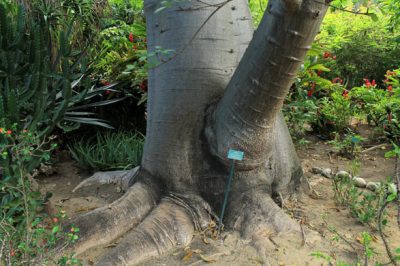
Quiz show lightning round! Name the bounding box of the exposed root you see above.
[224,188,321,264]
[64,180,160,255]
[96,193,212,266]
[227,188,300,236]
[72,167,140,193]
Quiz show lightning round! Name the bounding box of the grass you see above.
[68,131,144,171]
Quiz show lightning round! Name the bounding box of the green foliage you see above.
[89,0,148,115]
[0,3,117,137]
[109,0,143,24]
[310,251,333,262]
[328,133,364,159]
[32,0,106,53]
[333,173,396,229]
[378,0,400,30]
[319,85,355,133]
[248,0,268,25]
[92,21,147,84]
[0,126,81,265]
[318,11,400,88]
[283,45,333,138]
[68,131,144,171]
[385,142,400,158]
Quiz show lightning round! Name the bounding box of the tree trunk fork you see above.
[59,0,329,264]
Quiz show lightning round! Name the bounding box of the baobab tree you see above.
[67,0,329,264]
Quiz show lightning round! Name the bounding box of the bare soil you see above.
[39,132,400,266]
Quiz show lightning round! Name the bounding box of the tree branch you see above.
[206,0,329,168]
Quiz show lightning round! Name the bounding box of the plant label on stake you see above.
[218,149,244,235]
[227,149,244,161]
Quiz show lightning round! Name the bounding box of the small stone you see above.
[388,183,397,193]
[321,168,333,178]
[39,163,55,176]
[352,177,366,188]
[335,170,350,179]
[311,167,323,174]
[366,182,380,191]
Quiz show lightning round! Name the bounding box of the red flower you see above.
[388,85,393,92]
[104,90,111,95]
[371,80,376,86]
[317,70,323,76]
[331,55,337,60]
[6,130,12,135]
[332,77,343,84]
[0,128,3,133]
[342,89,349,98]
[129,33,134,43]
[323,52,330,58]
[139,80,148,91]
[363,78,371,88]
[52,217,59,223]
[10,249,15,257]
[307,88,314,97]
[102,80,110,86]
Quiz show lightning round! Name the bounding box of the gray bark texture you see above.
[64,0,329,265]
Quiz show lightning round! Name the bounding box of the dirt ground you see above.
[38,131,400,266]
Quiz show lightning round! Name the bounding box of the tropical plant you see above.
[0,3,126,137]
[68,131,144,171]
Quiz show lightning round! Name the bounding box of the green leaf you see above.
[367,12,379,22]
[64,117,114,129]
[67,97,127,111]
[52,225,59,234]
[310,64,331,72]
[385,150,396,158]
[387,194,397,202]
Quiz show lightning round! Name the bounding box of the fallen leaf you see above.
[192,249,203,254]
[75,207,98,213]
[105,243,118,248]
[199,254,216,263]
[202,237,210,244]
[182,250,193,261]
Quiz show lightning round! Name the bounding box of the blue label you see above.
[227,149,244,161]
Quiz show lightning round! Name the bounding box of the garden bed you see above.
[38,130,400,265]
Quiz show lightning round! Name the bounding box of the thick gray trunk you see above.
[143,0,254,192]
[143,0,309,199]
[64,1,329,264]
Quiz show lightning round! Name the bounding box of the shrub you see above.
[0,127,81,265]
[68,131,144,171]
[318,11,400,88]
